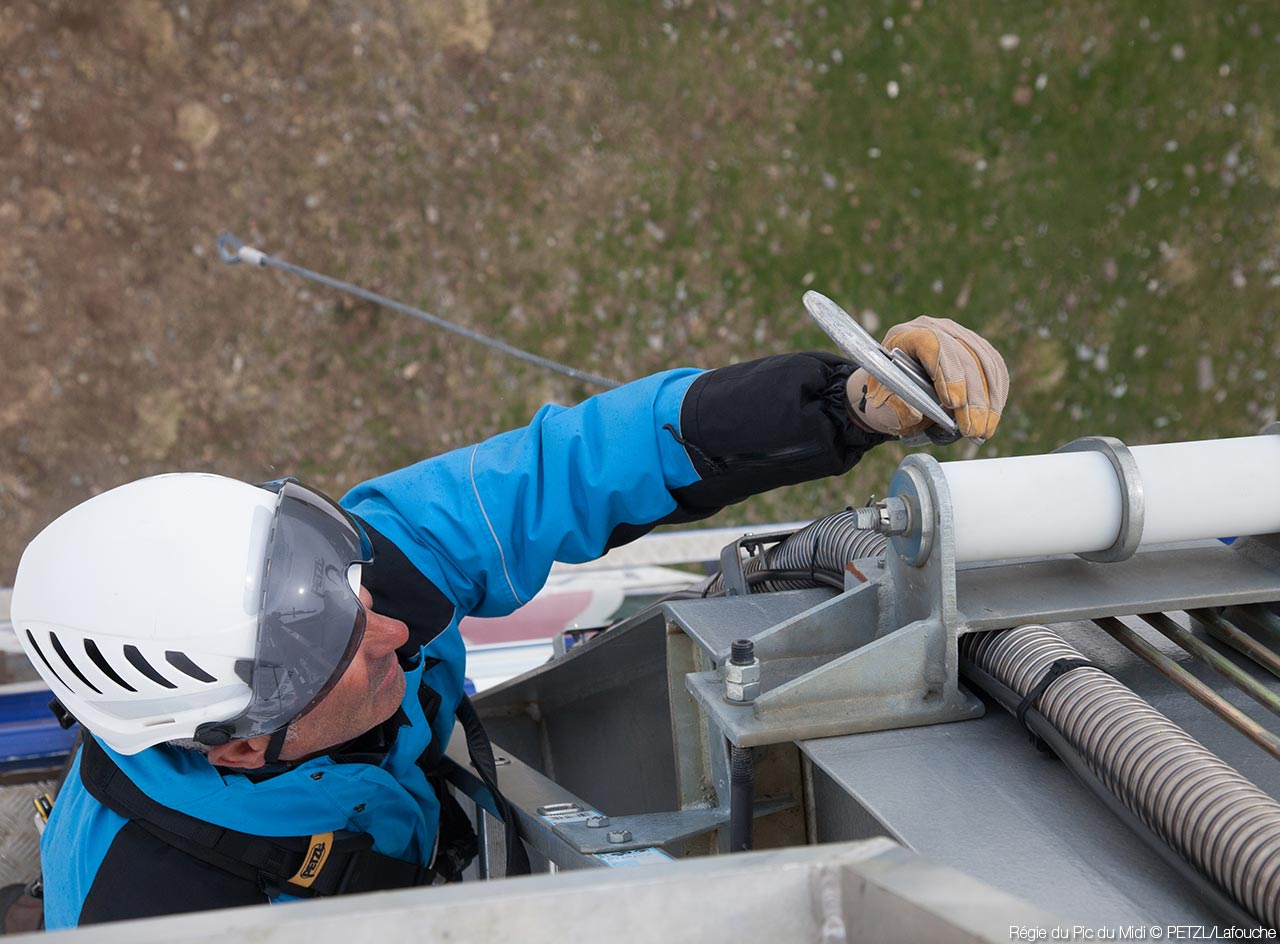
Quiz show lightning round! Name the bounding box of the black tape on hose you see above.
[1015,658,1103,751]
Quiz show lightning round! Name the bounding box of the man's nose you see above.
[364,610,410,655]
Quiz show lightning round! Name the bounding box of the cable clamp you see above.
[216,231,267,266]
[1015,658,1101,749]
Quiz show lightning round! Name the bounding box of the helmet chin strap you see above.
[263,725,290,767]
[248,725,331,778]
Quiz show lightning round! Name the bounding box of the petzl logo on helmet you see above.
[289,832,334,888]
[312,558,327,595]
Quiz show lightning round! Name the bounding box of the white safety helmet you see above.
[11,473,372,755]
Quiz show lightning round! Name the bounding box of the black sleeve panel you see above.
[78,821,267,925]
[669,351,888,515]
[356,520,457,660]
[601,352,888,553]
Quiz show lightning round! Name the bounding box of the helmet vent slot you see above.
[123,645,177,690]
[48,633,102,695]
[83,640,137,693]
[164,651,216,684]
[25,630,70,691]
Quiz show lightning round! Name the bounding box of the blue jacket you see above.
[41,354,882,926]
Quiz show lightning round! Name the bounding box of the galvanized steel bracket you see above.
[681,453,983,748]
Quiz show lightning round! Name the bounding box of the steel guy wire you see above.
[216,232,622,391]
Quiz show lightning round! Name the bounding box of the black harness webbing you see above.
[79,734,431,898]
[78,695,530,899]
[456,695,532,877]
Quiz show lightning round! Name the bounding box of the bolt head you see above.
[586,815,610,828]
[607,829,632,844]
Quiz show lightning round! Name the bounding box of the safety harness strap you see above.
[454,695,532,876]
[76,691,532,893]
[78,736,432,898]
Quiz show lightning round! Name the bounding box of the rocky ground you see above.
[1,1,1278,581]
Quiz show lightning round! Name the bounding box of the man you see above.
[12,316,1006,927]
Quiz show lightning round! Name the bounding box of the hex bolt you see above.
[585,815,610,828]
[852,506,879,531]
[724,638,761,703]
[606,829,632,844]
[729,744,755,853]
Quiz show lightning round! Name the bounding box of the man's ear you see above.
[207,735,271,770]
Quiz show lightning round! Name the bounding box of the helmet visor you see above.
[197,480,373,744]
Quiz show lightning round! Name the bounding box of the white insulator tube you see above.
[940,435,1280,564]
[942,452,1120,562]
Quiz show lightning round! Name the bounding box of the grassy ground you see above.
[1,1,1278,580]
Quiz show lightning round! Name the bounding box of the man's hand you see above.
[846,316,1009,441]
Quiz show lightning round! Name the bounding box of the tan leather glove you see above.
[846,316,1009,441]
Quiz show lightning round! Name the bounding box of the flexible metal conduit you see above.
[962,625,1280,927]
[703,510,890,594]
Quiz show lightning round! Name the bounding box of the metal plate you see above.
[663,590,833,663]
[0,775,54,888]
[802,290,958,432]
[957,542,1280,631]
[476,609,680,816]
[799,615,1280,927]
[30,839,1059,944]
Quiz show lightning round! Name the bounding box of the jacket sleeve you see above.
[660,351,888,518]
[341,353,884,619]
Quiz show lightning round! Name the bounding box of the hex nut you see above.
[607,829,632,844]
[724,679,761,703]
[585,815,610,828]
[877,497,911,534]
[723,656,761,703]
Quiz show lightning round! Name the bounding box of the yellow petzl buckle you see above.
[289,832,335,889]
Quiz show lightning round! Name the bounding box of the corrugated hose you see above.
[962,624,1278,928]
